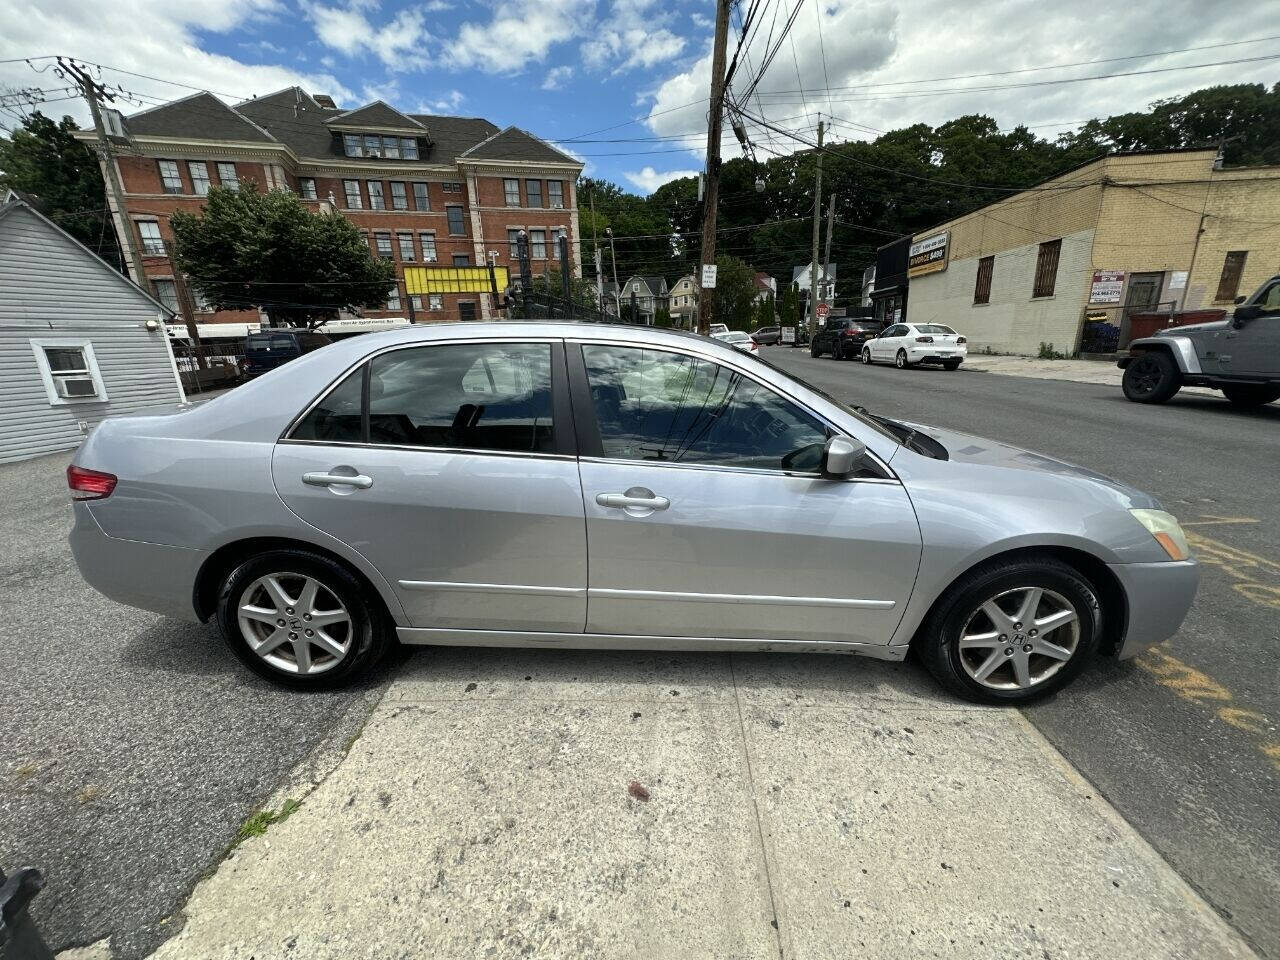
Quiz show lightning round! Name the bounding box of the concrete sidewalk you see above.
[147,649,1254,960]
[962,354,1223,398]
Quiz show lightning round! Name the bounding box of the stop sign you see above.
[816,302,829,318]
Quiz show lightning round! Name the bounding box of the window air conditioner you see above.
[55,377,97,399]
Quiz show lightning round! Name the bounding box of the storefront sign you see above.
[1089,270,1125,304]
[907,232,949,278]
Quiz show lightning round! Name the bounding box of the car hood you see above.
[895,420,1162,509]
[1155,319,1230,336]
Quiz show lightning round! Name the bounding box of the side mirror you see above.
[821,436,866,480]
[1233,304,1262,327]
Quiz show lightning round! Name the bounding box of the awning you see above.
[166,322,261,340]
[315,317,412,334]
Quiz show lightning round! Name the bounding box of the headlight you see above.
[1130,509,1191,561]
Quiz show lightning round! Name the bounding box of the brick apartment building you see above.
[74,88,584,328]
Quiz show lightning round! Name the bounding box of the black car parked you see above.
[810,315,885,359]
[242,329,332,378]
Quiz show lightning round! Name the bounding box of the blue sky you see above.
[2,0,1276,193]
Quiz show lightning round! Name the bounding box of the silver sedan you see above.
[68,323,1197,703]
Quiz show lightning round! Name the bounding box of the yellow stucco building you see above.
[904,150,1280,355]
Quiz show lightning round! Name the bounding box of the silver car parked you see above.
[68,323,1197,703]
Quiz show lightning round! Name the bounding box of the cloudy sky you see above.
[2,0,1277,193]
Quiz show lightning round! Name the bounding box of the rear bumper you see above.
[69,503,206,622]
[1108,559,1199,659]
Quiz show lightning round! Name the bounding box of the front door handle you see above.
[303,471,373,489]
[596,490,670,512]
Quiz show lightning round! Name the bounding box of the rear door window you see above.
[247,334,297,352]
[289,367,364,443]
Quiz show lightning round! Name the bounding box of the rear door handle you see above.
[303,471,373,489]
[596,492,670,511]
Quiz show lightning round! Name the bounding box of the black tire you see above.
[895,348,912,369]
[216,549,391,688]
[810,342,821,358]
[861,347,872,364]
[943,360,961,371]
[1220,384,1280,408]
[916,555,1101,704]
[1122,351,1181,403]
[831,344,843,360]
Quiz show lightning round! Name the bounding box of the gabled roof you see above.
[125,91,276,143]
[0,198,173,315]
[459,126,581,165]
[623,275,667,295]
[408,115,499,165]
[324,100,429,133]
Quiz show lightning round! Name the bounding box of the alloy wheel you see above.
[895,349,907,368]
[957,586,1080,691]
[862,348,871,364]
[236,572,352,675]
[1127,355,1162,396]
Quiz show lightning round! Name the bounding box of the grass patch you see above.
[235,798,301,844]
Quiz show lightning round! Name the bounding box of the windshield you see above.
[915,324,956,335]
[723,332,750,341]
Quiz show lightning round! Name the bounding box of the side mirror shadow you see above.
[821,435,867,480]
[1233,304,1262,327]
[1234,295,1247,304]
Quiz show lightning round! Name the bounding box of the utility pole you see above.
[590,193,604,311]
[808,120,824,342]
[696,0,732,336]
[606,226,621,316]
[821,193,835,310]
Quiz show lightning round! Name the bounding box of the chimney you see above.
[313,94,337,109]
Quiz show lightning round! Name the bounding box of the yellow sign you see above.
[404,266,508,295]
[907,231,949,278]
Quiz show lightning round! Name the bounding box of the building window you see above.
[452,253,471,267]
[530,229,546,259]
[419,232,437,262]
[974,255,994,304]
[152,278,179,312]
[442,181,463,193]
[363,134,381,156]
[548,180,564,209]
[215,162,239,191]
[402,138,419,160]
[389,181,408,210]
[412,182,430,210]
[386,286,401,310]
[343,134,362,157]
[1215,251,1248,302]
[157,160,182,194]
[375,233,393,260]
[137,220,165,256]
[1032,239,1061,298]
[343,180,362,209]
[398,232,415,261]
[458,302,477,322]
[526,179,542,208]
[428,294,443,311]
[186,161,210,196]
[508,229,522,259]
[409,294,423,311]
[446,205,466,235]
[504,178,521,207]
[367,181,385,210]
[299,177,318,200]
[29,339,108,405]
[382,137,400,160]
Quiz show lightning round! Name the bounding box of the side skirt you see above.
[396,627,908,661]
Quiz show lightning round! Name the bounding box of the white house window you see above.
[216,162,239,191]
[157,160,183,194]
[152,278,179,311]
[187,161,210,196]
[419,232,437,262]
[548,180,564,208]
[367,180,386,210]
[30,339,108,405]
[136,220,165,256]
[504,178,521,207]
[412,182,430,210]
[389,181,408,210]
[343,180,362,209]
[397,232,415,261]
[530,229,546,259]
[299,177,318,200]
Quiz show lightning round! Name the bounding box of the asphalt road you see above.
[766,347,1280,958]
[0,453,393,959]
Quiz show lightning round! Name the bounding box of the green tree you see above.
[169,184,395,327]
[712,254,756,330]
[754,294,776,330]
[0,111,121,269]
[653,306,673,328]
[532,267,599,308]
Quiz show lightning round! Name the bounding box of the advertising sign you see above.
[1089,270,1125,304]
[907,231,949,278]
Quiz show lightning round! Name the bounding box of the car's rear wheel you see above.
[810,342,821,358]
[861,347,872,364]
[895,348,912,369]
[916,555,1101,704]
[217,549,391,688]
[1122,352,1181,403]
[1221,384,1280,408]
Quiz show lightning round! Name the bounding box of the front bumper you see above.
[1107,559,1199,659]
[69,502,207,622]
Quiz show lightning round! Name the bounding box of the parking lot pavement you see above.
[0,452,390,960]
[148,648,1254,960]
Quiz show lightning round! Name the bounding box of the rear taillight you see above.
[956,336,967,344]
[67,464,117,500]
[915,336,934,343]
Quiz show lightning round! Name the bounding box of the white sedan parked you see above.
[862,322,967,370]
[712,330,760,354]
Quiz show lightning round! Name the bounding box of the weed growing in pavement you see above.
[1038,341,1068,360]
[234,797,301,844]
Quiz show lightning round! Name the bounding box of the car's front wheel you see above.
[895,348,912,369]
[1221,384,1280,408]
[1122,352,1181,403]
[916,555,1100,704]
[810,342,821,358]
[217,549,391,687]
[861,347,872,364]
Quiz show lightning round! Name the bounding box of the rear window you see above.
[246,334,297,351]
[915,324,956,335]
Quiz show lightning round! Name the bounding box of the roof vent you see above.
[313,94,337,109]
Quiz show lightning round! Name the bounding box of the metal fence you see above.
[170,340,245,393]
[512,291,640,324]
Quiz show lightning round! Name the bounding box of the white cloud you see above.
[417,89,465,113]
[304,2,430,71]
[445,0,594,72]
[0,0,354,127]
[423,0,453,8]
[690,12,712,28]
[625,165,699,193]
[581,0,686,72]
[542,65,574,90]
[240,39,286,55]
